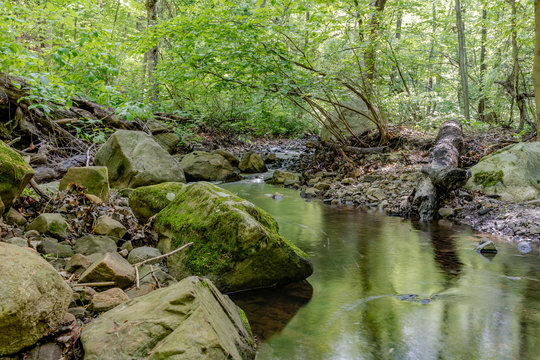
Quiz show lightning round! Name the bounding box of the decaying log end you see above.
[408,119,470,221]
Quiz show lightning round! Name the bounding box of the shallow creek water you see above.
[220,179,540,360]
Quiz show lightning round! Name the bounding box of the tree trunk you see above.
[478,7,487,121]
[364,0,388,88]
[455,0,470,121]
[426,1,436,116]
[510,0,526,131]
[535,0,540,141]
[408,120,469,221]
[145,0,159,105]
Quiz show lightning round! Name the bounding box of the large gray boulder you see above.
[94,130,185,189]
[180,151,236,181]
[465,142,540,202]
[0,243,72,354]
[80,277,255,360]
[0,140,34,214]
[154,182,313,292]
[320,101,376,143]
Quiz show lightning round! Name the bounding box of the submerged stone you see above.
[475,238,497,254]
[154,182,313,292]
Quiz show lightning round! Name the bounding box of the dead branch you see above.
[134,242,194,288]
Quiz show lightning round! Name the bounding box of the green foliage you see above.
[0,0,536,137]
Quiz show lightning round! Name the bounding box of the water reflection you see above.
[229,281,313,343]
[220,182,540,360]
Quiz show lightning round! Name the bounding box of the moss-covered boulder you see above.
[267,170,300,185]
[0,242,72,355]
[27,213,69,238]
[128,182,186,224]
[80,277,255,360]
[238,152,267,173]
[180,151,237,182]
[94,130,185,189]
[0,140,34,214]
[59,166,109,200]
[154,182,313,292]
[465,142,540,201]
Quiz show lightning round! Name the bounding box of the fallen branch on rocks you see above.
[408,120,470,221]
[134,242,194,289]
[72,281,117,287]
[319,141,387,155]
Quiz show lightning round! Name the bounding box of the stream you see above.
[220,178,540,360]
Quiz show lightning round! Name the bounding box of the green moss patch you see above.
[473,170,504,188]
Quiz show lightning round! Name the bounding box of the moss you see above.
[238,308,253,338]
[473,170,504,188]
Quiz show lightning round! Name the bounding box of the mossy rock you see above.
[129,182,186,224]
[80,277,255,360]
[27,213,69,238]
[472,170,504,188]
[59,166,109,200]
[0,243,72,354]
[465,142,540,201]
[154,182,313,292]
[238,152,267,173]
[0,141,34,215]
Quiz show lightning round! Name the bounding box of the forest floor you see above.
[214,126,540,243]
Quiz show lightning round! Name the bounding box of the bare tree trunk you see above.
[535,0,540,141]
[426,1,436,116]
[408,120,469,221]
[455,0,470,121]
[364,0,388,89]
[478,7,487,121]
[510,0,526,130]
[145,0,159,105]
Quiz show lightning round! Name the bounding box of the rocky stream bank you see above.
[0,124,538,359]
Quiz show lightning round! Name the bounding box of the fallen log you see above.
[408,120,470,221]
[320,141,387,155]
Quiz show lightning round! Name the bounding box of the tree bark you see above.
[455,0,470,121]
[478,7,487,121]
[364,0,388,88]
[510,0,527,130]
[535,0,540,140]
[145,0,159,105]
[408,120,469,221]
